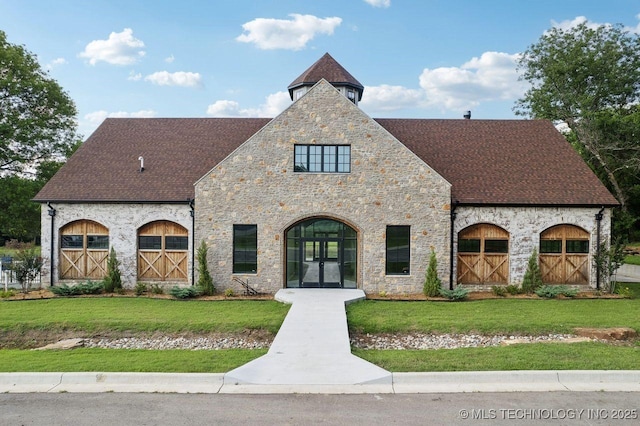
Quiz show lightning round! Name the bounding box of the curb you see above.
[1,371,639,394]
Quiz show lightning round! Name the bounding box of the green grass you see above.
[615,282,640,298]
[347,298,640,335]
[624,255,640,265]
[0,246,41,257]
[0,298,290,335]
[0,348,266,372]
[354,342,640,372]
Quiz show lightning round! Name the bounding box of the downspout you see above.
[189,198,195,286]
[47,203,56,287]
[449,200,458,290]
[595,206,605,291]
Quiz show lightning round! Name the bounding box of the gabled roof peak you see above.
[288,53,364,101]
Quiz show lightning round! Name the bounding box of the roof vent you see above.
[138,156,145,173]
[463,111,471,119]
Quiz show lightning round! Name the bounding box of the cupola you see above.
[287,53,364,105]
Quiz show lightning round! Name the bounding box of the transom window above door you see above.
[294,145,350,173]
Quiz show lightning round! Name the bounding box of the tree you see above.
[521,249,543,294]
[103,247,122,293]
[196,240,215,295]
[423,249,442,297]
[14,245,43,293]
[1,30,78,176]
[515,23,640,215]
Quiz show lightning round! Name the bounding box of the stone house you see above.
[34,53,618,294]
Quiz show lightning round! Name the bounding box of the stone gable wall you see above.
[195,80,452,295]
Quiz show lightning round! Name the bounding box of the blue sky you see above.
[1,0,639,138]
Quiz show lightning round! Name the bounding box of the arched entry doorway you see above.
[457,223,510,285]
[539,224,589,284]
[286,218,357,288]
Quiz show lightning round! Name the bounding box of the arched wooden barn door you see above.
[138,221,188,281]
[539,225,589,284]
[457,224,509,284]
[60,220,109,279]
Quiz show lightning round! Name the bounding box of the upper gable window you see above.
[294,145,350,173]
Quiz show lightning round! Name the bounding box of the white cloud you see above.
[128,71,142,81]
[206,91,290,117]
[144,71,203,88]
[359,85,423,112]
[550,14,640,34]
[84,109,157,124]
[236,14,342,50]
[165,54,175,63]
[418,51,525,111]
[79,28,145,65]
[364,0,391,8]
[46,57,67,70]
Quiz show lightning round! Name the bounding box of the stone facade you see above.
[40,203,192,288]
[195,80,452,294]
[454,206,612,288]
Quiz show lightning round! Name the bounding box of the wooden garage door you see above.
[457,224,509,285]
[60,220,109,279]
[138,221,188,281]
[539,225,589,285]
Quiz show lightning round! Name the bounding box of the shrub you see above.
[51,283,82,296]
[505,285,522,295]
[521,249,543,294]
[78,280,104,294]
[51,281,104,296]
[150,284,164,295]
[535,285,578,298]
[224,288,235,298]
[170,286,201,299]
[0,289,16,298]
[14,246,43,293]
[135,282,147,296]
[593,239,625,293]
[616,286,635,299]
[196,240,215,296]
[103,247,122,293]
[423,249,442,297]
[491,285,507,297]
[439,285,470,301]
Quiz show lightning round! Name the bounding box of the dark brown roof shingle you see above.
[34,117,618,207]
[287,53,364,100]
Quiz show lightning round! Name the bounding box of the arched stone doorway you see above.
[59,220,109,280]
[137,221,188,282]
[285,218,357,288]
[457,223,510,285]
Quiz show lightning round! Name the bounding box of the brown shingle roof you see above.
[35,117,618,207]
[375,118,618,206]
[288,53,364,100]
[34,118,270,203]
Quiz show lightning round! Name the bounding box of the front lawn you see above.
[346,298,640,335]
[1,296,638,372]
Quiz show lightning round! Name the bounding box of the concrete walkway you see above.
[223,289,392,392]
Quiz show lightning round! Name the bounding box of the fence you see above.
[0,257,42,291]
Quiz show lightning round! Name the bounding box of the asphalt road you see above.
[1,392,638,425]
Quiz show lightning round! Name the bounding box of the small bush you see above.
[51,281,104,296]
[535,285,577,298]
[14,246,43,293]
[616,286,635,299]
[439,285,470,301]
[196,241,215,296]
[150,284,164,294]
[0,289,16,298]
[522,249,543,294]
[423,249,442,297]
[378,290,388,298]
[51,283,82,296]
[505,285,522,295]
[224,288,235,298]
[135,282,147,296]
[103,247,122,293]
[491,285,507,297]
[78,280,104,294]
[170,286,201,299]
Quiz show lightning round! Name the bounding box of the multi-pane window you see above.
[233,225,257,273]
[294,145,350,173]
[386,225,410,275]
